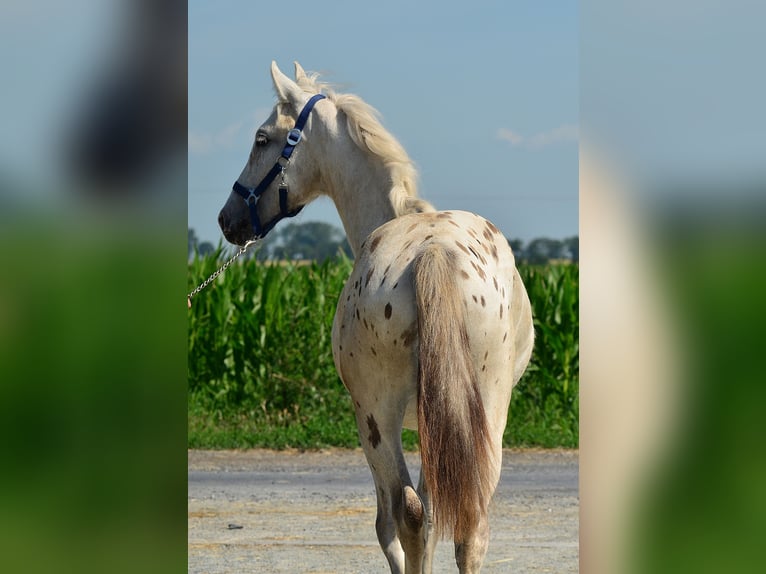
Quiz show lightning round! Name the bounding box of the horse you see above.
[218,61,534,574]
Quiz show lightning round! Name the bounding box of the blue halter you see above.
[232,93,326,238]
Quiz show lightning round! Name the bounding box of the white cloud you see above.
[188,131,212,155]
[188,109,270,155]
[497,123,578,150]
[497,128,524,145]
[188,119,245,155]
[215,120,246,147]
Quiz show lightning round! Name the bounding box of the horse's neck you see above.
[321,142,398,257]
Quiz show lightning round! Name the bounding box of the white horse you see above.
[218,61,534,574]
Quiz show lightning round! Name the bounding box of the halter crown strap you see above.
[281,93,326,161]
[232,93,325,237]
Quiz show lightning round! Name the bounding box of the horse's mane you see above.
[295,72,434,216]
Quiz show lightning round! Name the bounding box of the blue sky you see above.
[188,0,578,245]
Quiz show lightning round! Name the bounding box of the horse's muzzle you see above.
[218,209,251,246]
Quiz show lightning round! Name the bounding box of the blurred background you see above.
[1,1,764,573]
[581,1,766,573]
[0,1,187,573]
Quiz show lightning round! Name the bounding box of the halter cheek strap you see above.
[232,93,326,238]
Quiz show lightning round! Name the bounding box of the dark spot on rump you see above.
[468,245,487,265]
[455,241,470,256]
[500,303,503,318]
[484,351,489,360]
[460,270,470,280]
[356,308,360,321]
[470,261,487,281]
[385,302,392,319]
[483,228,492,241]
[393,281,399,289]
[481,295,486,307]
[486,221,500,235]
[370,346,377,356]
[493,277,498,290]
[406,223,418,233]
[355,401,361,408]
[401,322,418,347]
[370,235,382,252]
[365,268,374,287]
[449,221,460,228]
[363,318,369,330]
[491,244,498,261]
[436,212,452,219]
[472,295,478,303]
[366,414,381,448]
[503,332,508,343]
[423,234,433,242]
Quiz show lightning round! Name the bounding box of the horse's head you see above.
[218,61,328,245]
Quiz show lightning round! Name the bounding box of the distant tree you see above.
[507,238,525,261]
[198,241,215,257]
[563,236,579,262]
[264,221,349,261]
[188,228,217,258]
[525,237,565,264]
[188,228,199,259]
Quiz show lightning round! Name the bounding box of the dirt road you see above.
[188,449,578,573]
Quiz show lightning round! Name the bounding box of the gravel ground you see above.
[188,448,578,573]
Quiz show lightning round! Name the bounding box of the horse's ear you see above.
[271,61,303,105]
[294,61,308,83]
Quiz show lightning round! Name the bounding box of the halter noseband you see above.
[232,93,326,238]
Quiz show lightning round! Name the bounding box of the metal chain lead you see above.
[187,239,260,305]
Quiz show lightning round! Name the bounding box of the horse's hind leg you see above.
[454,513,490,574]
[356,408,427,574]
[416,465,437,573]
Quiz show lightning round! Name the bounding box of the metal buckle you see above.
[286,128,302,146]
[243,188,258,205]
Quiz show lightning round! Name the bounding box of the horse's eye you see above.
[255,132,269,147]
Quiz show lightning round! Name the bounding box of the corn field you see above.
[188,252,578,448]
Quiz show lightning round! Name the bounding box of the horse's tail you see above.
[413,244,495,541]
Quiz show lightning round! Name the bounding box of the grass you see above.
[188,253,578,450]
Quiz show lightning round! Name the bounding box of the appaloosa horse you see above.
[218,61,534,574]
